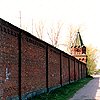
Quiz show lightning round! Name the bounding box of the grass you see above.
[29,77,93,100]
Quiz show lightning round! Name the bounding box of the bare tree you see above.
[67,25,84,54]
[47,22,63,47]
[69,25,78,46]
[35,21,44,40]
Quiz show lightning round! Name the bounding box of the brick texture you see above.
[21,33,46,94]
[0,21,19,100]
[62,54,69,85]
[0,18,87,100]
[70,58,75,82]
[48,47,60,88]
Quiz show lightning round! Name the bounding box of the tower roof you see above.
[72,31,84,47]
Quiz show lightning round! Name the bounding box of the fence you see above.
[0,18,87,100]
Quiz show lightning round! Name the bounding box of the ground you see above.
[70,75,100,100]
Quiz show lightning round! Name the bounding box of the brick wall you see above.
[0,19,19,100]
[48,46,60,88]
[0,18,87,100]
[79,62,82,79]
[21,32,47,95]
[62,53,69,85]
[70,57,75,82]
[75,60,79,80]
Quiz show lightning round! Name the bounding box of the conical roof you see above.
[72,31,84,47]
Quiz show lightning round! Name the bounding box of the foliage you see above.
[97,69,100,73]
[86,45,98,75]
[94,69,100,75]
[29,78,93,100]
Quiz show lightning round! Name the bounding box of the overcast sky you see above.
[0,0,100,68]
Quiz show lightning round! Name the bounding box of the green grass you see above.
[29,77,93,100]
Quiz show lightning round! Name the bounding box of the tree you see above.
[86,45,98,75]
[35,21,44,40]
[66,25,82,54]
[47,22,63,47]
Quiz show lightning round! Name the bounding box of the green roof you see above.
[72,31,84,47]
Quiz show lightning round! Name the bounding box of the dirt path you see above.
[69,75,100,100]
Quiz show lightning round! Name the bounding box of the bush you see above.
[86,75,93,78]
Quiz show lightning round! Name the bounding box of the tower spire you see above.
[71,31,87,63]
[72,31,84,47]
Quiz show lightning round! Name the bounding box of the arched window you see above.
[79,58,81,60]
[82,58,84,61]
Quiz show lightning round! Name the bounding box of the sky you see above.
[0,0,100,68]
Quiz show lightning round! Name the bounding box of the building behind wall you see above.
[71,31,87,63]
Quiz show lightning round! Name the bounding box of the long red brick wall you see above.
[0,18,87,100]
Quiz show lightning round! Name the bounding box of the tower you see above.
[71,31,87,63]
